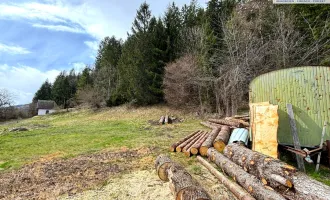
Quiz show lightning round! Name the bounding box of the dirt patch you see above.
[60,162,237,200]
[0,148,151,200]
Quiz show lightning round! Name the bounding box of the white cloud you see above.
[0,64,60,105]
[0,1,125,40]
[32,23,86,34]
[84,41,99,52]
[71,62,86,72]
[0,43,31,55]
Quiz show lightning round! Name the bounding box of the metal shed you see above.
[249,66,330,147]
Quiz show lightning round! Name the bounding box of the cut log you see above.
[213,126,231,152]
[226,118,249,127]
[207,148,285,200]
[197,156,256,200]
[191,132,210,155]
[209,119,244,128]
[200,121,221,129]
[155,155,211,200]
[199,127,221,156]
[224,143,294,189]
[155,154,172,181]
[159,116,165,125]
[169,130,200,152]
[224,143,330,200]
[183,131,206,153]
[185,132,209,157]
[165,115,169,124]
[176,131,202,152]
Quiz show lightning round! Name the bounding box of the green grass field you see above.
[0,105,329,187]
[0,105,203,170]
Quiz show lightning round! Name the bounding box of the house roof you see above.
[37,100,56,110]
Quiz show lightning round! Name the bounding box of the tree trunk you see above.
[207,148,286,200]
[169,130,200,152]
[225,118,249,127]
[186,132,209,156]
[155,155,211,200]
[200,121,221,129]
[200,127,221,156]
[209,119,244,128]
[213,126,231,152]
[183,131,206,153]
[176,131,203,152]
[159,116,165,125]
[224,144,330,200]
[224,143,294,189]
[197,156,256,200]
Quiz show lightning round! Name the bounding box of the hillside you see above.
[0,106,235,199]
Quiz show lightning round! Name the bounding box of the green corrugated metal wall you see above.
[249,66,330,147]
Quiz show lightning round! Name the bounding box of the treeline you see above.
[33,0,330,116]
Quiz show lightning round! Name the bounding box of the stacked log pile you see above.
[165,114,330,200]
[170,116,250,157]
[155,155,211,200]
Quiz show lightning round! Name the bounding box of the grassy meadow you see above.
[0,105,203,171]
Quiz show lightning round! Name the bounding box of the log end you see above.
[169,146,175,152]
[286,180,293,188]
[176,147,182,152]
[261,178,267,185]
[213,141,226,152]
[157,162,171,181]
[191,147,199,155]
[199,146,208,157]
[184,151,191,157]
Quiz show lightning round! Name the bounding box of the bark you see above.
[169,130,200,152]
[183,131,206,153]
[159,116,165,125]
[225,118,249,127]
[190,132,210,155]
[155,154,172,181]
[200,121,221,129]
[208,148,286,200]
[165,115,170,124]
[197,156,256,200]
[186,132,209,157]
[155,155,211,200]
[224,143,294,189]
[200,127,221,156]
[209,119,244,128]
[176,131,202,152]
[224,144,330,200]
[213,126,231,152]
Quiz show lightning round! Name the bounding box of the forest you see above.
[33,0,330,116]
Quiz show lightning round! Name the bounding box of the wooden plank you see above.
[286,104,305,172]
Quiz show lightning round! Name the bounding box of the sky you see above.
[0,0,208,105]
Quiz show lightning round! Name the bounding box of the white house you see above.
[37,100,56,115]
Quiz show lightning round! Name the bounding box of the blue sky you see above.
[0,0,208,105]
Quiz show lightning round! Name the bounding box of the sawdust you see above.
[60,162,237,200]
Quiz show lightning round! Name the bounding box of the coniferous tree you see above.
[33,80,52,102]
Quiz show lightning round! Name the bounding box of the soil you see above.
[0,148,153,200]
